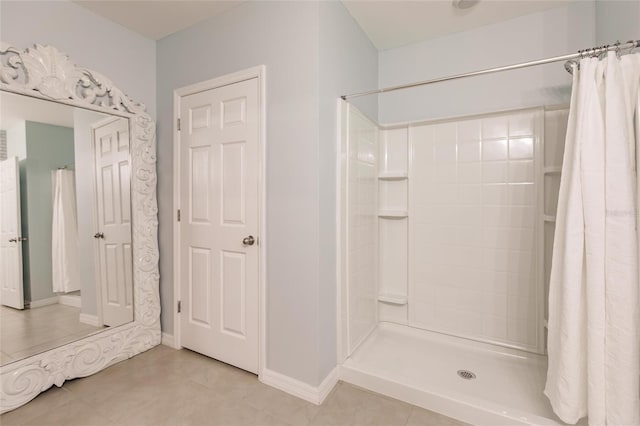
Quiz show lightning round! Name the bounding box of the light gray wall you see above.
[158,1,322,385]
[73,109,109,317]
[317,0,378,380]
[595,0,640,45]
[158,1,377,386]
[6,121,29,302]
[378,1,596,124]
[0,0,156,119]
[24,122,75,303]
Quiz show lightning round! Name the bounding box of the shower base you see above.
[340,323,579,426]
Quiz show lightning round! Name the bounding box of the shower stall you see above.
[337,100,575,425]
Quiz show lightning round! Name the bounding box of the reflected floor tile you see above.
[1,304,104,366]
[1,347,468,426]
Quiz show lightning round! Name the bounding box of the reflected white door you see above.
[0,157,24,309]
[179,78,259,373]
[93,118,133,326]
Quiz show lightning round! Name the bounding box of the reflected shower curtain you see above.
[545,51,640,425]
[52,169,80,293]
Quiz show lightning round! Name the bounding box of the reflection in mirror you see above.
[0,92,133,366]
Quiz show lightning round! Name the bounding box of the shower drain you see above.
[457,370,476,380]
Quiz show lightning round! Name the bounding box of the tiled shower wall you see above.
[346,105,378,354]
[409,110,544,352]
[342,103,568,356]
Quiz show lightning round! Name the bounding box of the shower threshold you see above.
[340,323,581,426]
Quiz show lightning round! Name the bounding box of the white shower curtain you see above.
[545,51,640,426]
[52,169,80,293]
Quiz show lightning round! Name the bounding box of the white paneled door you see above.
[93,118,133,327]
[179,78,259,374]
[0,157,24,309]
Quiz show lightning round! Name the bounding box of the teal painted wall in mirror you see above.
[19,122,75,304]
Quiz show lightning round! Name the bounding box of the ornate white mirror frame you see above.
[0,43,160,413]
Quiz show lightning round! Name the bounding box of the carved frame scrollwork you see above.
[0,43,160,413]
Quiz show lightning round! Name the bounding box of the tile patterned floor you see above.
[0,345,470,425]
[1,305,104,366]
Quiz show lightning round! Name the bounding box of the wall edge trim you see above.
[260,366,339,405]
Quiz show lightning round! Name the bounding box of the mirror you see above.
[0,43,159,414]
[0,92,134,366]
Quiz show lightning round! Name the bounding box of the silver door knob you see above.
[242,235,255,246]
[8,237,26,243]
[94,232,105,239]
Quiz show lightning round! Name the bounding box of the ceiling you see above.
[74,1,245,40]
[73,0,571,49]
[0,92,76,129]
[343,0,572,50]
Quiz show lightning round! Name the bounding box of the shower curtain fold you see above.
[52,169,80,294]
[545,52,640,426]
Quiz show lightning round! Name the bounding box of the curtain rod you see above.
[341,40,640,100]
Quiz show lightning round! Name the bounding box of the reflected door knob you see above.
[94,232,105,239]
[242,235,255,246]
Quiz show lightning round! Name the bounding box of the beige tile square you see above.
[243,385,319,425]
[188,360,262,401]
[183,399,280,426]
[406,406,471,426]
[24,399,114,426]
[310,382,411,426]
[0,387,74,426]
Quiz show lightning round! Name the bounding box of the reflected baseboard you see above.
[28,296,59,309]
[27,295,82,310]
[79,313,100,327]
[59,294,81,308]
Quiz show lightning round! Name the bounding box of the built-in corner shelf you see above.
[543,166,562,175]
[378,172,408,181]
[378,210,408,218]
[378,293,408,305]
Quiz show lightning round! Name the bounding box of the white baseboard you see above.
[28,296,59,308]
[79,313,100,327]
[161,332,178,349]
[260,366,338,405]
[317,367,340,404]
[59,294,81,308]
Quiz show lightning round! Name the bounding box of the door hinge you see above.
[177,300,181,313]
[177,118,181,131]
[177,209,181,222]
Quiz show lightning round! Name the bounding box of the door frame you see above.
[0,156,25,310]
[90,115,123,327]
[172,65,266,377]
